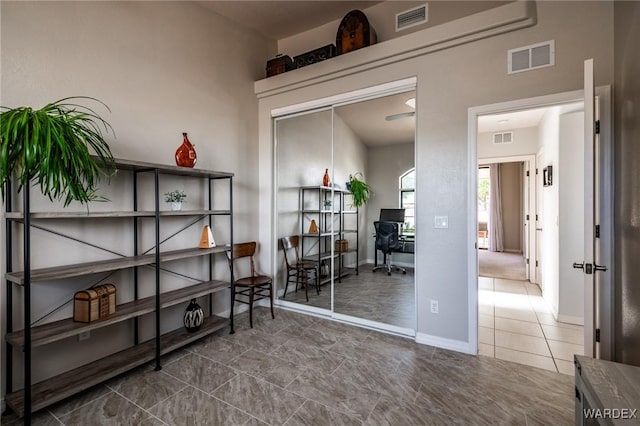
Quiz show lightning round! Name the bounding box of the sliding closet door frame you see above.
[271,78,418,336]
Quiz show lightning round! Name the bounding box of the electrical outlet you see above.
[78,331,91,341]
[430,299,439,314]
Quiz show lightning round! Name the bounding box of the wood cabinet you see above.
[3,159,234,421]
[299,186,359,286]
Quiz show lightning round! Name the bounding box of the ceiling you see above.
[197,1,381,40]
[478,102,584,133]
[477,107,548,133]
[335,92,416,147]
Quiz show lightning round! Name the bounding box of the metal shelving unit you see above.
[299,186,359,288]
[3,158,235,421]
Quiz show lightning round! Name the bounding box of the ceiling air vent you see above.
[508,40,555,74]
[493,132,513,145]
[396,4,428,31]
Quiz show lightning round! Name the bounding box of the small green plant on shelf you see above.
[347,172,371,207]
[164,190,187,203]
[164,190,186,211]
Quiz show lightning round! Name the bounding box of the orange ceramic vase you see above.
[175,132,197,168]
[322,169,330,187]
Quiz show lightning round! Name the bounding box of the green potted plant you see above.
[347,172,371,207]
[0,97,116,206]
[164,190,187,211]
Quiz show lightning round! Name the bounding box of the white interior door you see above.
[523,162,530,281]
[535,150,544,286]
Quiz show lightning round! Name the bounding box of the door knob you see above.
[572,262,584,270]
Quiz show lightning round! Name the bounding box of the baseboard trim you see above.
[415,332,476,355]
[557,314,584,326]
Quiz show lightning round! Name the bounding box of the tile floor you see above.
[478,276,584,375]
[2,306,575,425]
[283,264,415,329]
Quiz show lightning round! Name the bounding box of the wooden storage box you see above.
[73,284,116,323]
[335,239,349,252]
[266,54,294,77]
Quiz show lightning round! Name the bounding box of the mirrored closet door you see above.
[274,87,416,333]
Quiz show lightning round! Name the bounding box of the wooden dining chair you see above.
[226,241,274,328]
[279,235,319,302]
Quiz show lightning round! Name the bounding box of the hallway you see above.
[478,277,584,375]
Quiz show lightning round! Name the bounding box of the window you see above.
[400,168,415,234]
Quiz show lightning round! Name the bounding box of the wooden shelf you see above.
[6,280,228,349]
[109,157,233,179]
[5,315,228,417]
[5,210,231,220]
[6,246,229,285]
[299,185,351,194]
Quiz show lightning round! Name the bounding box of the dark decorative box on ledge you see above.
[294,44,336,69]
[266,54,294,77]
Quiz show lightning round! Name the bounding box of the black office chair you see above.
[373,221,406,276]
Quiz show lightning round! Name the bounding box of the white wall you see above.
[539,108,561,316]
[366,143,415,263]
[558,110,585,322]
[0,1,275,395]
[257,1,613,350]
[478,127,539,158]
[538,107,585,323]
[278,1,507,57]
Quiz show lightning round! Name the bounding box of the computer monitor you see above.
[379,208,405,223]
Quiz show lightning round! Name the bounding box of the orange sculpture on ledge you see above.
[175,132,197,168]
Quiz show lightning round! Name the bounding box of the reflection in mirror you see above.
[333,91,416,329]
[274,89,416,331]
[275,109,333,310]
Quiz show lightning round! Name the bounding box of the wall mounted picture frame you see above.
[543,165,553,186]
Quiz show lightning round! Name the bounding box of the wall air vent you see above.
[493,131,513,144]
[396,4,428,31]
[508,40,555,74]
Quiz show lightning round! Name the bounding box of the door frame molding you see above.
[467,88,614,356]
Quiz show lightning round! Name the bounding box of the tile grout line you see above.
[108,387,171,426]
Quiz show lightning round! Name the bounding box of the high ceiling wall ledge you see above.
[254,1,537,98]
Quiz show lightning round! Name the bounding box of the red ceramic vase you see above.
[175,132,197,168]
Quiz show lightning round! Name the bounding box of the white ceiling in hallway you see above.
[478,102,584,133]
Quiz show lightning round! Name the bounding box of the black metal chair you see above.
[372,221,406,276]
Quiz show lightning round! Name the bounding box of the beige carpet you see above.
[479,250,527,281]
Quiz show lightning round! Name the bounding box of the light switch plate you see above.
[434,216,448,229]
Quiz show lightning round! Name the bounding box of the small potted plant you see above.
[347,172,371,207]
[164,190,186,211]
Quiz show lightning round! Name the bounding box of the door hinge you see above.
[526,258,530,265]
[536,260,539,267]
[526,171,530,177]
[536,168,539,175]
[536,214,539,221]
[595,224,600,238]
[526,214,530,220]
[595,120,600,134]
[595,328,601,343]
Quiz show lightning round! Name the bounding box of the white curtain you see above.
[489,163,504,252]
